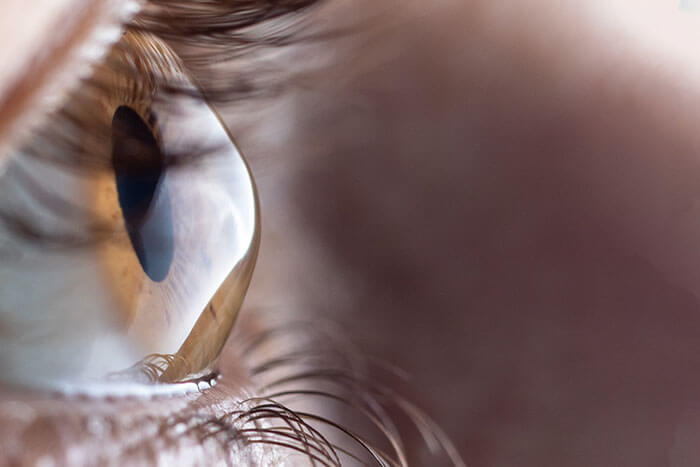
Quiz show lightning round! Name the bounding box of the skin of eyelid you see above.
[0,0,138,168]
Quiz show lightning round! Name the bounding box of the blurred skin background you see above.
[236,0,700,465]
[5,0,700,465]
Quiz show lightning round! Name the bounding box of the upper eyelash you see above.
[132,0,322,51]
[134,0,327,106]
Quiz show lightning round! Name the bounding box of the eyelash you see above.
[231,317,467,466]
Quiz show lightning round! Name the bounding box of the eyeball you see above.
[0,32,259,391]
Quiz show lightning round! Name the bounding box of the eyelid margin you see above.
[0,0,140,168]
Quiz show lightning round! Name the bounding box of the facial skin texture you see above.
[4,0,700,465]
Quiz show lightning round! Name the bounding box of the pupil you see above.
[111,106,174,282]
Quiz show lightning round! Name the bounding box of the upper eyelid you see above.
[0,0,138,164]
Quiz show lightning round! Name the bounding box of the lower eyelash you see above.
[225,314,466,466]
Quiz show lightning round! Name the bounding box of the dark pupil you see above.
[111,106,174,282]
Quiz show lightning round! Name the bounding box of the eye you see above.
[0,31,259,391]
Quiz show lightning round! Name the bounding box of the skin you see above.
[4,0,700,465]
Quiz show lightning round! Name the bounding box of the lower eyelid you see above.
[0,371,255,464]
